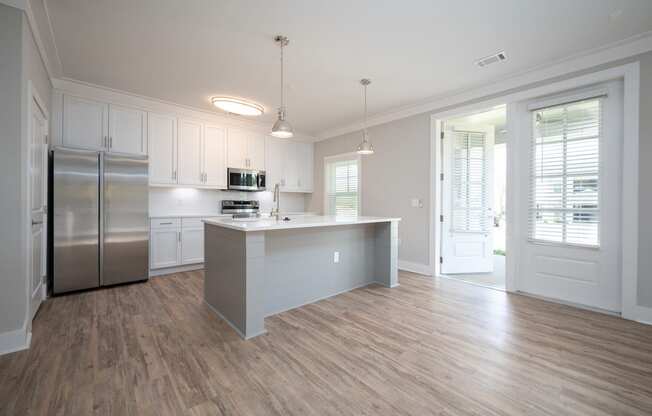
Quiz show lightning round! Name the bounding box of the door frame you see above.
[25,81,50,322]
[430,62,643,322]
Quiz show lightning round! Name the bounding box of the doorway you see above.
[439,106,507,290]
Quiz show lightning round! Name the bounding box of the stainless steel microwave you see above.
[227,168,266,191]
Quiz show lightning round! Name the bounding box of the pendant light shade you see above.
[356,78,374,155]
[271,109,294,139]
[271,35,294,138]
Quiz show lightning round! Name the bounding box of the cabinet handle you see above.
[178,231,181,242]
[173,170,177,180]
[160,222,173,225]
[103,136,108,148]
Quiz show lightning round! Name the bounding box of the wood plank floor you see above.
[1,270,652,416]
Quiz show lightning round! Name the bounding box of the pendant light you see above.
[271,35,294,138]
[357,78,374,155]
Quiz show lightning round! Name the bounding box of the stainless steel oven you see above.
[227,168,266,191]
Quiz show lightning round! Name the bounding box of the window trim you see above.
[323,152,362,216]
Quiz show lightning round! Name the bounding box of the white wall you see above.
[149,188,307,217]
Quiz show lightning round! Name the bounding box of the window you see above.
[325,155,360,216]
[529,98,601,246]
[451,130,489,233]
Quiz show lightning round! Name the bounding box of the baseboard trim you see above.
[0,326,31,356]
[398,260,433,276]
[626,305,652,326]
[149,263,204,277]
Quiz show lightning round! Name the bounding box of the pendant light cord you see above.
[363,82,368,139]
[280,41,285,111]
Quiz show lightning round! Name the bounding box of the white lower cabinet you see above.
[150,227,181,269]
[150,217,205,271]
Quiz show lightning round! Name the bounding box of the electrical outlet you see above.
[333,251,340,263]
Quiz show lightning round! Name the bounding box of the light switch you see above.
[333,251,340,263]
[411,198,423,208]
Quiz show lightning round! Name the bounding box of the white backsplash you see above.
[149,187,307,217]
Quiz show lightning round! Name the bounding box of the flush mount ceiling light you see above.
[211,97,264,116]
[356,78,374,155]
[271,35,294,139]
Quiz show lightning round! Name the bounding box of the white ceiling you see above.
[42,0,652,137]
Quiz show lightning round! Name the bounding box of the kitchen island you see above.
[203,215,400,339]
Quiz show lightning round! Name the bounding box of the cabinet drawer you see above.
[150,218,180,229]
[182,217,204,228]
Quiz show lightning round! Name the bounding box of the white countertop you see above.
[150,212,317,219]
[203,215,400,232]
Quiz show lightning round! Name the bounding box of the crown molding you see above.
[318,30,652,140]
[52,77,318,142]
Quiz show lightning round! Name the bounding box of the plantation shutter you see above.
[451,130,489,233]
[325,157,359,216]
[529,97,602,246]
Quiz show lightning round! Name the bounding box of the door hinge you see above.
[439,256,443,264]
[440,215,444,222]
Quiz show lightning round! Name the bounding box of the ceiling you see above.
[41,0,652,137]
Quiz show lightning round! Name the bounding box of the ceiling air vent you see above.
[475,51,507,68]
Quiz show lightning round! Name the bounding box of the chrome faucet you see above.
[271,183,281,220]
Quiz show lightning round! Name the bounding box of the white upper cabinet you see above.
[227,128,249,169]
[264,137,314,193]
[227,129,266,170]
[108,104,147,155]
[178,119,203,186]
[63,95,108,150]
[148,113,177,185]
[296,142,314,192]
[248,133,266,170]
[62,95,146,155]
[203,124,227,188]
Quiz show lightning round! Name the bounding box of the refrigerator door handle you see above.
[99,152,105,286]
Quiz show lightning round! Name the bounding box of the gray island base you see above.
[203,216,400,339]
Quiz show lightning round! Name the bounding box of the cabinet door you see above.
[178,119,203,185]
[283,141,300,191]
[181,227,204,264]
[148,113,177,185]
[150,228,180,269]
[203,125,227,188]
[297,142,314,192]
[247,133,266,171]
[227,128,248,169]
[265,137,286,189]
[108,104,147,155]
[63,95,108,150]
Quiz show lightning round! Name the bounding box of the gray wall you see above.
[307,114,432,265]
[0,4,27,335]
[0,4,52,339]
[308,51,652,308]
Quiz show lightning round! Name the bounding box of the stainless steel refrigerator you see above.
[48,147,149,294]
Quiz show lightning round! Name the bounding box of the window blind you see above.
[452,130,489,233]
[325,157,359,216]
[529,98,601,247]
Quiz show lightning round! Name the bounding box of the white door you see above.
[227,128,249,169]
[150,228,180,269]
[63,95,108,150]
[181,227,204,264]
[514,82,623,312]
[29,98,47,319]
[441,124,494,274]
[247,133,266,170]
[108,104,147,155]
[148,113,177,185]
[178,119,203,186]
[203,125,227,188]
